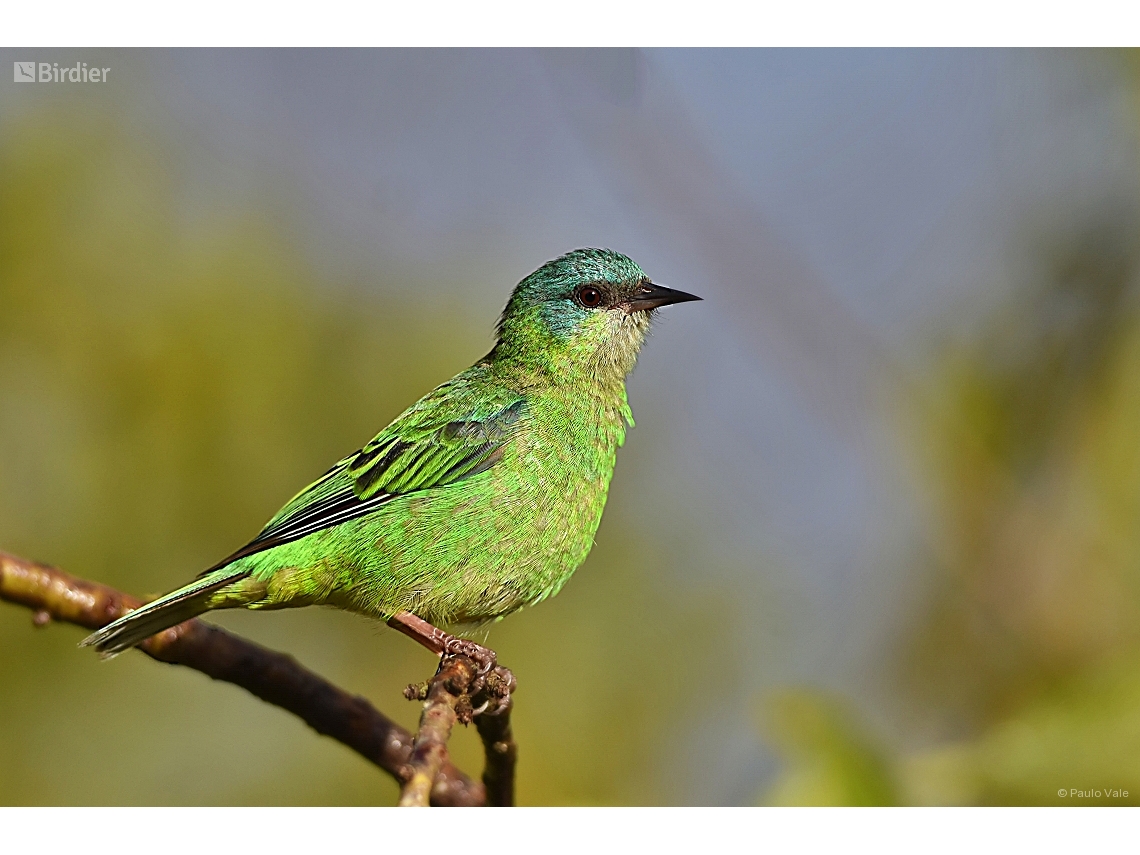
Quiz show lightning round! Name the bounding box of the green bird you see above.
[82,248,699,661]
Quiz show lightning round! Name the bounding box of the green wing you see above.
[201,378,526,572]
[349,397,525,498]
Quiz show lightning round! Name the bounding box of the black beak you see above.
[626,282,702,312]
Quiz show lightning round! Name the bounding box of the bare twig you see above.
[400,653,518,807]
[399,656,474,806]
[476,691,517,807]
[0,550,484,807]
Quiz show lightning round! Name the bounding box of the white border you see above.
[2,0,1140,48]
[1,806,1137,854]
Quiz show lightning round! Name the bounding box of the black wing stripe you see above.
[352,438,407,475]
[259,488,362,539]
[351,440,412,496]
[272,494,394,541]
[202,490,397,573]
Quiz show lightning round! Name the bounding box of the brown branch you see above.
[475,690,517,807]
[400,654,518,807]
[399,656,474,806]
[0,550,484,807]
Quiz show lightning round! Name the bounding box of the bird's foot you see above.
[439,638,515,718]
[473,661,516,718]
[445,658,515,721]
[441,635,497,676]
[389,611,515,717]
[404,650,515,721]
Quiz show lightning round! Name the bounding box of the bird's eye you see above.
[575,285,606,309]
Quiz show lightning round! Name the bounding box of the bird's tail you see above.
[80,568,249,658]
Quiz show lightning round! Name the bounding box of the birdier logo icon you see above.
[11,61,109,83]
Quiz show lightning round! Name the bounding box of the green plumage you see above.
[82,249,699,656]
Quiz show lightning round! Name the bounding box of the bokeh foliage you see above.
[760,53,1140,806]
[0,103,729,805]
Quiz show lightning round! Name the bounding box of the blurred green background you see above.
[3,48,1140,805]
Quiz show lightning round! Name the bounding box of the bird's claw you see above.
[446,645,516,717]
[442,636,497,676]
[474,663,516,717]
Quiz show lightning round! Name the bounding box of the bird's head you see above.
[493,248,700,383]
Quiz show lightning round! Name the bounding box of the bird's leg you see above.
[387,610,498,675]
[390,611,516,724]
